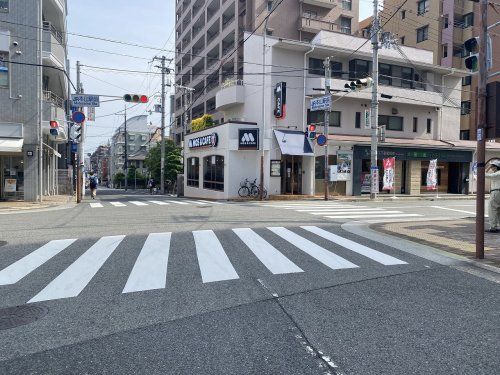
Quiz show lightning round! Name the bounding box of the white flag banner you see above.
[426,159,438,191]
[87,106,95,122]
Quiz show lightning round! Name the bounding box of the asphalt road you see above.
[0,189,498,374]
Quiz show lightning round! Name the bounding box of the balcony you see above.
[42,21,66,68]
[216,79,245,110]
[300,0,337,8]
[299,15,339,33]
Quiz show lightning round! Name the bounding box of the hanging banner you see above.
[426,159,438,190]
[87,106,95,122]
[383,157,395,191]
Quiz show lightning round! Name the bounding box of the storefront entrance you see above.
[282,155,302,194]
[0,156,24,200]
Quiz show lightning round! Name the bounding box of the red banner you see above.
[383,157,395,191]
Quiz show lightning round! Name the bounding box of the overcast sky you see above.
[68,1,372,153]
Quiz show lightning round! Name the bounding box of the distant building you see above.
[90,145,110,185]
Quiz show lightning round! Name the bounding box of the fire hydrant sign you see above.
[383,157,395,191]
[426,159,438,190]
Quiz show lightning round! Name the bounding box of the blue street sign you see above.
[310,95,331,111]
[316,134,327,146]
[72,111,85,124]
[71,142,78,152]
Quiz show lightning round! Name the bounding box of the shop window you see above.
[0,0,7,12]
[379,115,403,131]
[203,155,224,191]
[417,25,429,43]
[187,157,199,187]
[426,119,432,133]
[315,155,336,179]
[413,117,418,132]
[0,51,8,87]
[355,112,361,128]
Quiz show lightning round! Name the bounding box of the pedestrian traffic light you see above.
[123,94,149,103]
[463,37,479,72]
[308,124,316,140]
[49,120,59,136]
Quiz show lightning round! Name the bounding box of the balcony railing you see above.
[43,90,64,108]
[221,78,243,89]
[42,21,63,45]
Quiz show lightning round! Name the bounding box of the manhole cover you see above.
[0,305,48,330]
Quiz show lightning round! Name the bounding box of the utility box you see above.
[487,81,500,139]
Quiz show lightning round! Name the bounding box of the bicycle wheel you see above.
[250,185,260,198]
[262,187,268,199]
[238,186,249,197]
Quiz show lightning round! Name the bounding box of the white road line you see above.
[293,206,367,211]
[193,230,239,283]
[110,202,126,207]
[268,227,358,270]
[301,226,407,266]
[325,213,422,219]
[166,200,190,205]
[90,203,103,208]
[129,201,148,206]
[148,200,169,205]
[28,235,125,303]
[123,233,171,293]
[310,210,402,215]
[184,200,208,205]
[232,228,303,274]
[431,206,477,215]
[0,239,77,285]
[195,200,223,205]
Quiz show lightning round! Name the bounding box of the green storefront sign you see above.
[354,146,472,163]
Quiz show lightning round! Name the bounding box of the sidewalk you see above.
[372,219,500,269]
[0,195,74,212]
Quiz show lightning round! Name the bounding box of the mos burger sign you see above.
[188,132,218,149]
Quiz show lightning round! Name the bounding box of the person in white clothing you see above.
[485,160,500,233]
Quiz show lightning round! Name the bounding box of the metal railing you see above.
[221,78,244,89]
[43,90,64,108]
[42,21,63,45]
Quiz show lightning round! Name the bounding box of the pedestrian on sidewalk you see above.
[485,160,500,233]
[89,172,98,200]
[148,178,156,195]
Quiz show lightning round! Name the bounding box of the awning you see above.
[274,130,314,156]
[0,138,23,153]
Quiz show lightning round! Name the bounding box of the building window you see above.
[443,15,449,29]
[379,115,403,131]
[462,76,472,86]
[187,157,199,187]
[307,110,341,128]
[461,101,471,115]
[417,26,429,43]
[413,117,418,132]
[342,0,352,11]
[401,10,406,19]
[379,63,392,86]
[0,0,8,12]
[453,45,465,58]
[460,130,470,140]
[303,9,317,18]
[267,1,273,11]
[417,0,428,15]
[426,119,432,133]
[203,155,224,191]
[442,44,448,58]
[462,13,474,28]
[400,36,405,45]
[331,61,343,78]
[340,17,351,34]
[309,58,343,78]
[0,51,8,87]
[349,59,371,79]
[129,134,135,141]
[355,112,361,128]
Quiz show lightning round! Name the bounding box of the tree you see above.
[144,140,183,190]
[127,165,147,189]
[113,172,125,188]
[191,114,214,132]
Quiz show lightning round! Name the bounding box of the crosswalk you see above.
[89,199,223,208]
[0,226,408,304]
[254,201,423,221]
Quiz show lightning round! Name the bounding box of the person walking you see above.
[485,160,500,233]
[148,178,156,195]
[89,172,98,200]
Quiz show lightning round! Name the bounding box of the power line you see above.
[5,59,77,90]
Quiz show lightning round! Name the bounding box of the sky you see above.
[68,1,372,153]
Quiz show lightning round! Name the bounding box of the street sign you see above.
[72,111,86,124]
[71,94,100,107]
[310,95,331,112]
[71,142,78,152]
[154,104,162,113]
[316,134,327,146]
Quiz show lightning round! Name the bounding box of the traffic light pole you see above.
[370,0,380,200]
[324,57,331,201]
[124,105,128,192]
[475,0,488,259]
[76,60,83,204]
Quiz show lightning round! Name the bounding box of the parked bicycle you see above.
[238,178,267,199]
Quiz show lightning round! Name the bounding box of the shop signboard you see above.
[361,173,371,193]
[383,157,395,191]
[426,159,438,190]
[188,133,218,149]
[336,152,352,181]
[238,129,259,150]
[364,109,371,129]
[329,165,338,182]
[4,178,16,192]
[274,82,286,119]
[270,160,281,177]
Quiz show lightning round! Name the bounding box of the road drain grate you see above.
[0,305,48,330]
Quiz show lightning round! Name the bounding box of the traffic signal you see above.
[123,94,149,103]
[308,124,316,140]
[344,81,357,91]
[49,120,59,136]
[344,77,373,91]
[463,37,479,72]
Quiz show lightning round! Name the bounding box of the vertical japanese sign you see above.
[383,157,395,191]
[364,109,371,129]
[87,106,95,122]
[274,82,286,119]
[426,159,438,190]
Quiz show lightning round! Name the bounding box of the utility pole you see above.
[475,0,488,259]
[370,0,380,200]
[124,105,128,192]
[153,55,172,194]
[324,57,331,201]
[76,60,84,203]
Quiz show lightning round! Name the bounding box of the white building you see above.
[183,31,500,199]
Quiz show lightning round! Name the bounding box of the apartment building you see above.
[0,0,69,201]
[380,0,500,140]
[173,0,360,145]
[89,144,110,186]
